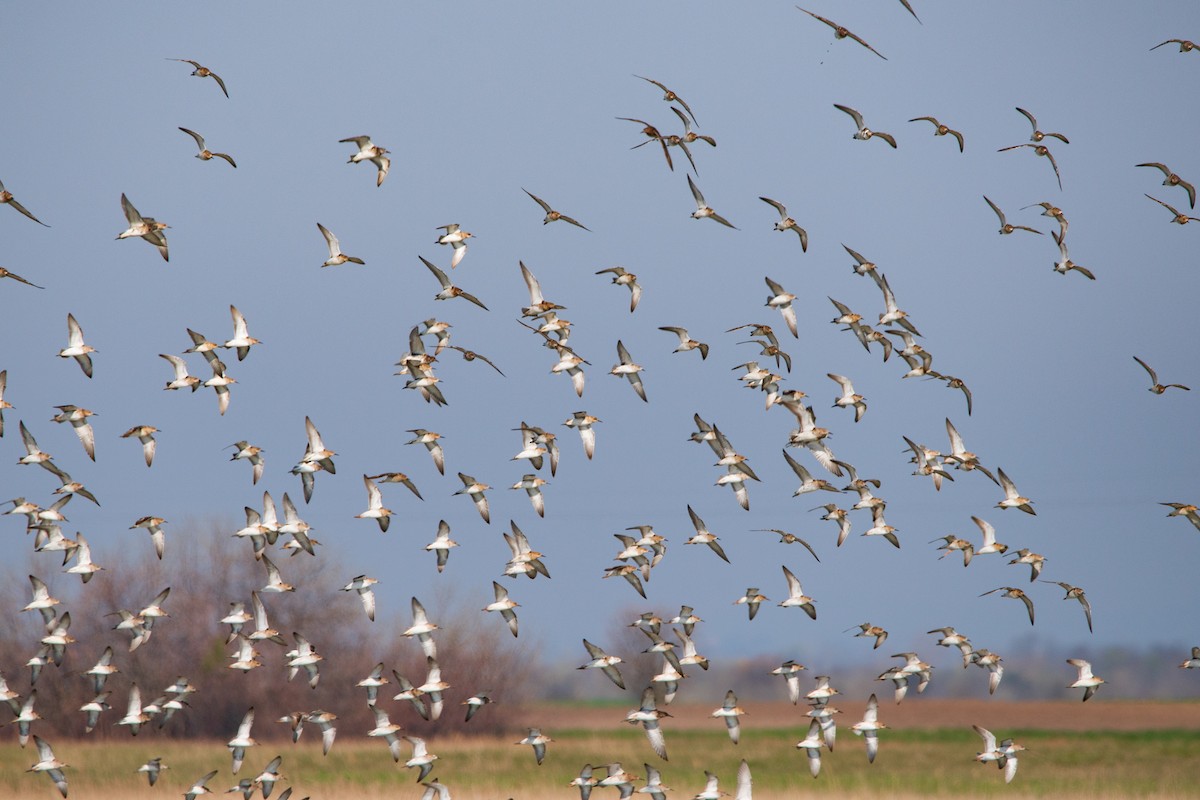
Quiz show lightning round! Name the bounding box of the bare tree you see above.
[0,521,538,741]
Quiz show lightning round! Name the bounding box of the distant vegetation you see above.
[0,527,533,740]
[1,524,1195,747]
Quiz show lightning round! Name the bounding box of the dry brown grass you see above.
[4,700,1199,799]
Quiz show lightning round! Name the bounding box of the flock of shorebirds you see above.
[3,5,1199,799]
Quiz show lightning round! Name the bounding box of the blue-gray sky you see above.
[1,2,1197,677]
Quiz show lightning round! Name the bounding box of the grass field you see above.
[5,701,1199,799]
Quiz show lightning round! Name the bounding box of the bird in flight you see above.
[523,189,590,230]
[169,58,229,96]
[835,104,897,148]
[0,177,49,226]
[908,116,963,152]
[796,7,887,60]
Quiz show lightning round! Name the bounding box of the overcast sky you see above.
[1,2,1198,683]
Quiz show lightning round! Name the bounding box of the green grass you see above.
[4,727,1199,799]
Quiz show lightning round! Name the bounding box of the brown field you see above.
[513,697,1200,732]
[4,700,1199,800]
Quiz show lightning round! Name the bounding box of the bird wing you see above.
[230,305,250,339]
[420,256,452,289]
[827,373,853,395]
[996,468,1019,499]
[237,707,255,739]
[120,193,143,225]
[1020,593,1036,625]
[523,189,553,213]
[178,127,206,150]
[363,475,383,509]
[759,196,787,218]
[316,223,340,257]
[983,195,1007,225]
[687,174,706,208]
[734,760,752,800]
[782,565,803,598]
[66,313,85,347]
[1015,107,1038,133]
[411,597,429,626]
[519,261,545,305]
[834,104,865,129]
